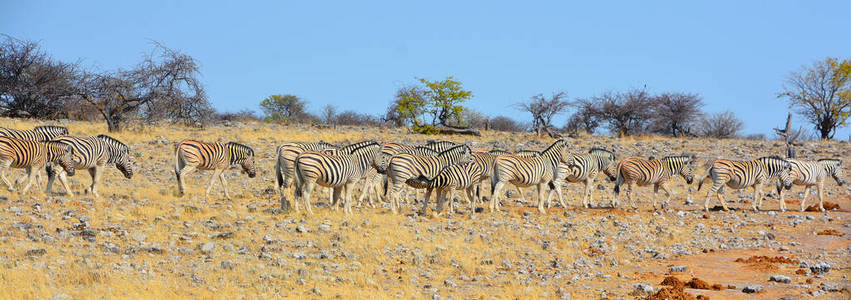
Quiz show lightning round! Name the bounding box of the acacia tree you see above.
[564,98,601,134]
[260,94,309,122]
[78,44,211,131]
[590,89,654,137]
[0,36,80,118]
[517,92,570,137]
[649,92,704,137]
[389,77,472,133]
[779,57,851,139]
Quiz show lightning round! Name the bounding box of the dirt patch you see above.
[817,229,845,237]
[650,277,709,300]
[685,277,711,289]
[805,201,841,211]
[734,256,798,264]
[795,268,807,275]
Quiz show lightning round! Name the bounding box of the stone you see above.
[132,233,147,242]
[670,265,687,273]
[632,283,653,294]
[199,242,216,254]
[769,275,791,283]
[742,285,763,293]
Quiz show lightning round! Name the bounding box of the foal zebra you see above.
[385,144,473,214]
[547,148,618,209]
[174,140,256,199]
[409,161,484,215]
[776,158,844,212]
[45,134,134,198]
[0,136,75,195]
[698,156,793,212]
[612,154,695,210]
[274,141,337,198]
[490,139,571,214]
[0,125,69,142]
[294,141,384,215]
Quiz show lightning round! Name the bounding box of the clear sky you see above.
[3,1,850,138]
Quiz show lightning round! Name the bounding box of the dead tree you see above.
[774,113,802,158]
[516,92,570,137]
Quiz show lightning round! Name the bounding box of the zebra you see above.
[1,125,70,185]
[385,144,473,214]
[318,140,386,211]
[0,125,69,142]
[294,141,384,215]
[697,156,793,212]
[490,139,571,214]
[376,143,440,205]
[547,148,618,209]
[471,150,526,206]
[174,140,256,200]
[408,161,484,215]
[274,141,337,199]
[775,158,844,212]
[0,136,75,195]
[611,154,696,210]
[45,134,134,198]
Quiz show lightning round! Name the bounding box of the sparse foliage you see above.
[779,57,851,139]
[700,110,743,138]
[564,99,601,134]
[649,92,704,137]
[489,115,526,132]
[260,94,310,123]
[0,36,80,119]
[78,43,211,132]
[461,108,487,128]
[321,104,337,125]
[517,92,570,137]
[586,89,654,137]
[388,77,472,133]
[334,110,382,126]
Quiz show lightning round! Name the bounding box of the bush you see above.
[700,111,743,138]
[489,115,526,132]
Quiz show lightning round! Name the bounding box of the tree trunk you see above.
[106,115,121,132]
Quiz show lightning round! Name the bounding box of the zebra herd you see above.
[0,125,845,215]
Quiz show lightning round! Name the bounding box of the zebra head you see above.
[818,158,844,186]
[227,142,256,178]
[589,147,617,181]
[45,141,75,177]
[760,156,793,190]
[666,154,696,184]
[97,134,133,179]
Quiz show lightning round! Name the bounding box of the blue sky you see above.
[3,1,850,137]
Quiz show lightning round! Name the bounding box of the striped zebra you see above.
[174,140,257,199]
[776,158,844,212]
[0,136,75,195]
[385,144,473,214]
[376,143,440,204]
[490,139,571,214]
[423,140,457,152]
[294,141,384,215]
[408,161,484,215]
[611,154,696,210]
[547,148,618,209]
[472,150,526,206]
[318,140,385,211]
[697,156,793,212]
[0,125,69,142]
[274,141,337,199]
[45,134,134,198]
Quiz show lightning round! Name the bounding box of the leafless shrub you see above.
[489,115,526,132]
[461,108,487,128]
[516,92,570,136]
[582,89,654,137]
[334,110,382,126]
[649,92,704,136]
[700,111,743,138]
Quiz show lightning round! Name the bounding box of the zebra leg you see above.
[387,181,401,214]
[435,188,447,216]
[176,165,196,197]
[464,187,476,213]
[627,181,637,209]
[583,178,593,208]
[0,160,14,191]
[652,183,660,210]
[419,188,434,216]
[205,169,222,200]
[536,183,547,214]
[219,170,231,200]
[57,169,73,196]
[752,184,763,212]
[799,185,811,212]
[20,166,39,195]
[659,182,672,209]
[513,186,526,203]
[88,167,102,199]
[817,181,825,212]
[490,181,506,213]
[302,180,316,215]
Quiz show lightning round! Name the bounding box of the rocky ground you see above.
[0,118,849,299]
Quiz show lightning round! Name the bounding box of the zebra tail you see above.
[613,164,624,194]
[293,161,303,198]
[174,144,181,183]
[547,181,556,190]
[697,167,712,191]
[275,156,284,191]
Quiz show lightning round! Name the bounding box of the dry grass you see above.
[0,118,849,299]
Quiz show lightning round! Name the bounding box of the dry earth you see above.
[0,118,849,299]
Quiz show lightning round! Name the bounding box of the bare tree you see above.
[649,92,704,137]
[773,113,803,158]
[0,36,80,118]
[589,89,654,137]
[517,92,570,137]
[700,110,743,138]
[78,43,211,131]
[489,115,526,132]
[321,104,337,125]
[564,98,601,134]
[779,57,851,139]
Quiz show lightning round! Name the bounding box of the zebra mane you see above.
[340,140,376,153]
[817,158,841,165]
[414,146,439,154]
[758,155,786,162]
[96,134,128,150]
[489,149,511,155]
[662,154,693,161]
[439,144,470,156]
[588,147,614,157]
[34,125,68,133]
[541,139,566,154]
[226,142,254,156]
[346,141,380,154]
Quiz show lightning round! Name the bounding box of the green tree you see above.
[260,94,306,122]
[418,76,472,126]
[779,57,851,139]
